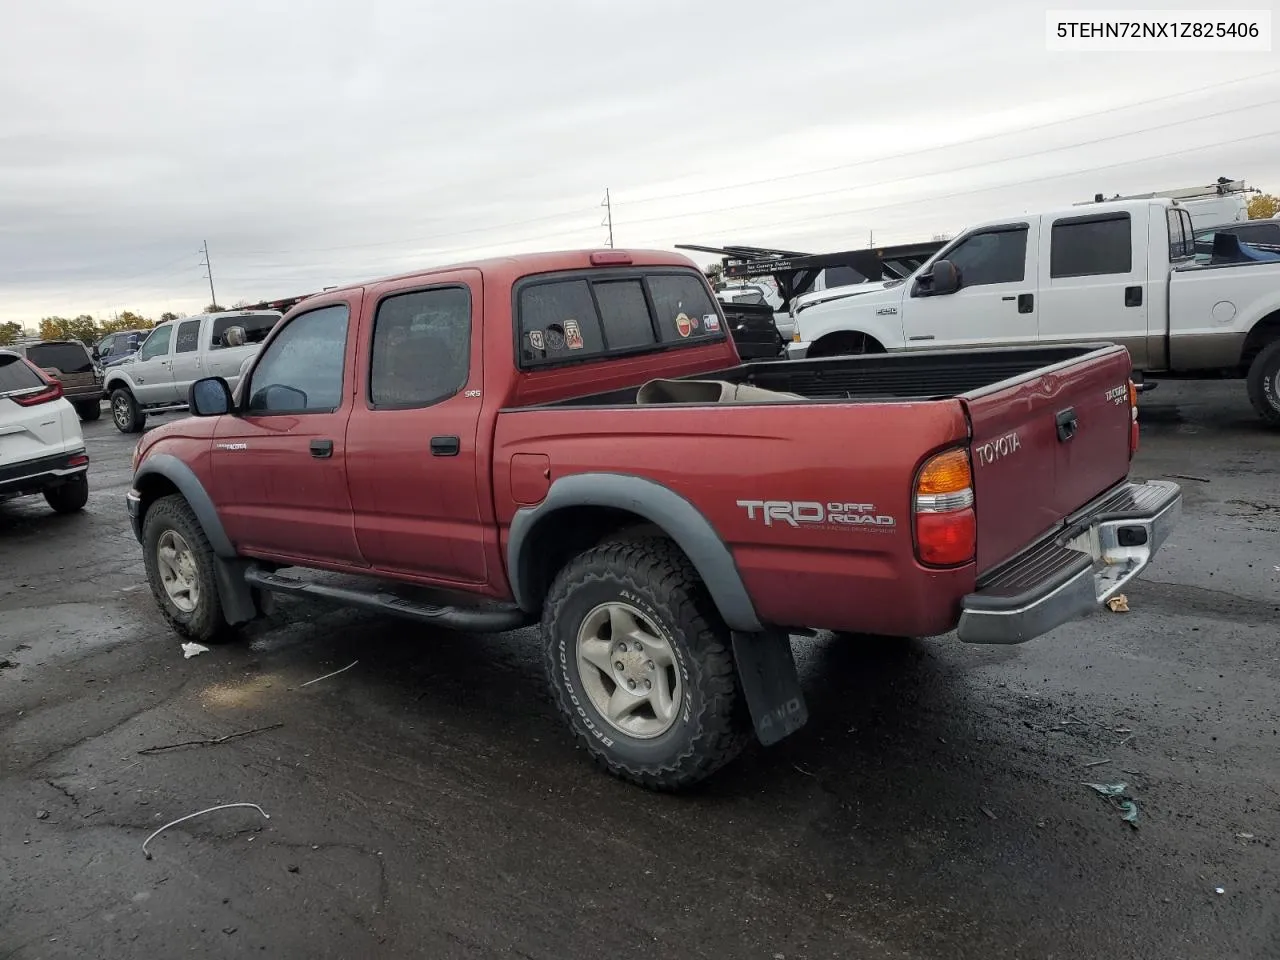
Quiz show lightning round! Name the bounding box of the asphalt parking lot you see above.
[2,382,1278,960]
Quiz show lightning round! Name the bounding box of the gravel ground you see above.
[1,381,1278,960]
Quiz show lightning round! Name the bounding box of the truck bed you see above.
[540,344,1109,407]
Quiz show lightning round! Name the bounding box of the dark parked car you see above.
[94,328,149,367]
[1193,219,1280,260]
[11,340,104,420]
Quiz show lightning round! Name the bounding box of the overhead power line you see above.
[222,69,1280,261]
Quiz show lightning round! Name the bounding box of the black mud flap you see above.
[732,629,808,746]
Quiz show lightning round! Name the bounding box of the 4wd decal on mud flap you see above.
[737,500,896,531]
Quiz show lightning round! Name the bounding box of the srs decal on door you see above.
[737,500,897,531]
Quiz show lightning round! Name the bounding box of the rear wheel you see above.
[74,400,102,421]
[110,388,145,433]
[807,331,884,359]
[142,494,234,644]
[1246,339,1280,427]
[542,538,750,790]
[44,474,88,514]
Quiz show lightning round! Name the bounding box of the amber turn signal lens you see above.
[916,448,972,495]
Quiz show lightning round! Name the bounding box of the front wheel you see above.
[1246,339,1280,428]
[141,494,235,644]
[110,388,145,433]
[542,538,750,790]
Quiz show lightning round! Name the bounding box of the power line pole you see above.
[601,189,614,248]
[200,240,218,307]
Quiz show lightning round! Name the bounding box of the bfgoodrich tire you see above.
[141,494,235,644]
[1246,339,1280,428]
[542,538,750,790]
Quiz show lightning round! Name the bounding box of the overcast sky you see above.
[2,0,1278,327]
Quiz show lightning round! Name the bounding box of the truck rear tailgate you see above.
[961,345,1135,574]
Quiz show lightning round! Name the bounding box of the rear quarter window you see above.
[516,269,724,368]
[0,353,46,393]
[25,342,93,373]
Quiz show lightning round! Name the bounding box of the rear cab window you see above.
[25,342,93,374]
[211,313,279,349]
[515,268,725,368]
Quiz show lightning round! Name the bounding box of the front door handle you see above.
[1017,293,1034,314]
[1056,408,1078,442]
[310,439,334,459]
[430,436,460,457]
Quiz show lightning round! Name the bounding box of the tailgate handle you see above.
[1055,408,1078,442]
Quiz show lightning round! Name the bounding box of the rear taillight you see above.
[1128,380,1139,457]
[10,361,64,406]
[914,447,976,567]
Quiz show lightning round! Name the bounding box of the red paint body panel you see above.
[133,247,1137,639]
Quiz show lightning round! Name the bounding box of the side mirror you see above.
[929,260,960,295]
[91,345,101,360]
[189,377,233,417]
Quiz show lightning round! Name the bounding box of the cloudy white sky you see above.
[2,0,1278,327]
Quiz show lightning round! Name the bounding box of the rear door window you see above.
[1050,214,1133,277]
[517,269,723,368]
[26,342,93,374]
[175,320,201,353]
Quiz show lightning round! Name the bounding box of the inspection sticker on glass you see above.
[564,319,584,350]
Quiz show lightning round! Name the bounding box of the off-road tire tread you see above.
[542,538,749,791]
[141,494,235,644]
[1246,339,1280,427]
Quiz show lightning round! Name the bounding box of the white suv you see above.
[0,349,90,514]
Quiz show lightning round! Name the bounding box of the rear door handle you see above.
[1125,285,1143,307]
[430,436,460,457]
[310,439,334,459]
[1017,293,1034,314]
[1056,408,1078,442]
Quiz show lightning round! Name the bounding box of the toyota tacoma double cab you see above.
[126,248,1181,790]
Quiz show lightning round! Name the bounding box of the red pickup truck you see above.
[126,248,1181,790]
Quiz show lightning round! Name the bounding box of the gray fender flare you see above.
[134,454,258,625]
[506,473,763,632]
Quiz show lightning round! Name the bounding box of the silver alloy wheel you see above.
[155,529,200,614]
[112,394,131,429]
[576,601,683,739]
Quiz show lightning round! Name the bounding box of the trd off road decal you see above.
[737,500,896,531]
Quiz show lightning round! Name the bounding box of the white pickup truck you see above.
[105,310,282,433]
[786,198,1280,425]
